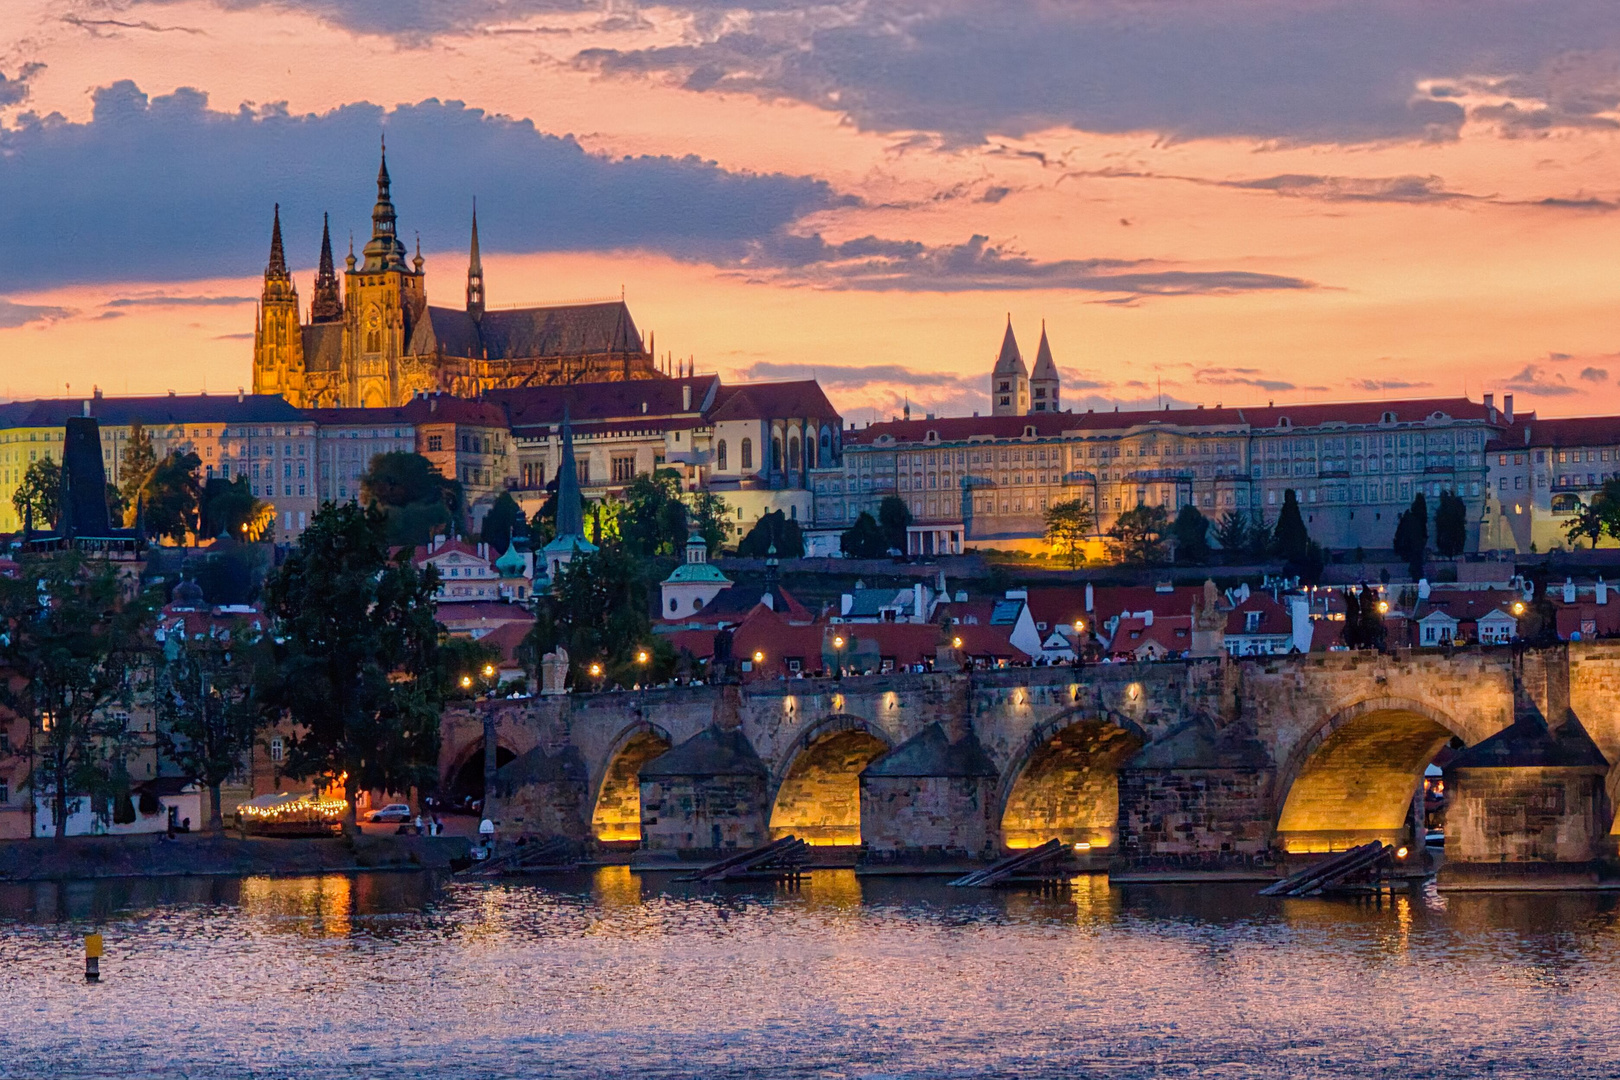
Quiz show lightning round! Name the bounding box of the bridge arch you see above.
[1274,696,1464,854]
[590,721,673,844]
[995,707,1149,852]
[442,737,519,807]
[768,714,892,846]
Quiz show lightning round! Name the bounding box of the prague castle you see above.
[253,148,658,408]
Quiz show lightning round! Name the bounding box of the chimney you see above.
[237,387,245,403]
[1564,577,1576,604]
[430,397,437,413]
[1084,582,1094,612]
[1484,392,1495,422]
[81,399,90,417]
[1598,577,1608,606]
[683,384,692,411]
[913,582,925,621]
[1504,393,1514,423]
[93,386,102,399]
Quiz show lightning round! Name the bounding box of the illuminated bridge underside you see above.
[593,731,671,843]
[1001,720,1144,851]
[770,729,889,846]
[1277,709,1453,854]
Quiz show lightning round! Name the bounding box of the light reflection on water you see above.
[3,869,1620,1078]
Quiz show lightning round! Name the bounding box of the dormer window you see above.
[1245,610,1261,633]
[1277,417,1290,429]
[1024,425,1036,438]
[1382,411,1397,424]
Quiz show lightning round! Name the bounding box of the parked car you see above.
[367,803,412,823]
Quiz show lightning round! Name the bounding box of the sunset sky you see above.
[5,1,1620,422]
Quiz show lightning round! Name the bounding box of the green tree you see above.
[532,546,662,686]
[1214,510,1249,560]
[1171,503,1211,564]
[620,470,688,557]
[1393,492,1429,579]
[1043,497,1096,568]
[1597,478,1620,542]
[841,511,887,559]
[1435,490,1469,558]
[439,635,504,699]
[146,450,203,544]
[261,502,446,833]
[479,491,526,552]
[737,509,804,558]
[687,490,731,555]
[877,495,912,555]
[200,477,269,541]
[1106,503,1170,564]
[1245,513,1274,563]
[153,618,268,832]
[1273,489,1310,564]
[360,451,462,546]
[12,455,60,530]
[118,420,158,525]
[104,483,125,529]
[0,552,156,837]
[1565,495,1606,551]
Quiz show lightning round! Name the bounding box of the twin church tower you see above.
[253,146,657,409]
[989,317,1061,416]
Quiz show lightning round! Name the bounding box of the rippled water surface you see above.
[3,869,1619,1078]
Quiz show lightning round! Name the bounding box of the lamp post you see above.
[588,661,603,693]
[1072,617,1086,668]
[832,634,846,681]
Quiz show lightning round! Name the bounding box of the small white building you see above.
[416,538,504,603]
[660,534,732,620]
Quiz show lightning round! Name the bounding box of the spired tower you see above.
[309,212,344,324]
[341,142,427,408]
[253,205,304,399]
[466,201,485,322]
[1028,320,1060,413]
[990,316,1029,416]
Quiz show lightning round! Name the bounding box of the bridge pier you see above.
[638,724,770,856]
[859,723,999,863]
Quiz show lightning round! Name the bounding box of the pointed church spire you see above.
[310,211,343,323]
[990,314,1028,417]
[1029,319,1060,414]
[363,136,406,271]
[554,405,584,541]
[266,204,289,281]
[466,199,485,321]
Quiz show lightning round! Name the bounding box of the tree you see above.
[1435,490,1468,558]
[1245,513,1274,563]
[360,451,462,547]
[1273,489,1310,565]
[261,502,446,833]
[1598,478,1620,543]
[0,552,156,837]
[1043,497,1095,568]
[688,490,731,555]
[1106,504,1169,564]
[1565,496,1606,551]
[877,495,912,555]
[1171,504,1211,564]
[841,511,887,559]
[480,491,526,552]
[12,456,60,530]
[200,477,271,541]
[1393,492,1429,579]
[737,509,804,558]
[1214,510,1250,560]
[620,470,688,557]
[118,421,158,525]
[146,450,203,544]
[532,546,663,686]
[153,618,268,832]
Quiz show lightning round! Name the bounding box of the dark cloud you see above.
[572,0,1620,144]
[1502,363,1579,396]
[61,15,206,36]
[1227,174,1472,203]
[0,63,45,108]
[1195,368,1295,392]
[745,234,1315,294]
[177,0,588,42]
[1580,366,1610,382]
[1347,377,1433,390]
[105,294,257,307]
[0,298,74,328]
[735,361,971,388]
[212,332,256,340]
[0,82,837,291]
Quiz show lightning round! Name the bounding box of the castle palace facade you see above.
[253,149,658,408]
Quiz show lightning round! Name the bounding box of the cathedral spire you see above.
[310,211,343,323]
[466,199,485,321]
[363,137,406,271]
[266,204,289,282]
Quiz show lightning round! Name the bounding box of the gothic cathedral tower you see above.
[341,143,426,407]
[253,205,305,401]
[990,316,1029,416]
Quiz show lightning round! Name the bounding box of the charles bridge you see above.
[440,643,1620,876]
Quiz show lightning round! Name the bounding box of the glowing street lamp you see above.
[1377,601,1390,614]
[832,634,846,680]
[753,650,765,664]
[1512,601,1526,615]
[459,675,472,690]
[482,664,495,678]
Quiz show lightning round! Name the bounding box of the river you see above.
[2,869,1617,1078]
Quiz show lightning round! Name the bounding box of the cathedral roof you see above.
[992,318,1026,377]
[301,323,344,373]
[1030,323,1059,383]
[408,301,644,362]
[708,380,840,423]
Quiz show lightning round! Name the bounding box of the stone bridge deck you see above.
[443,643,1620,872]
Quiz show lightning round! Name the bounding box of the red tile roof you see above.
[493,376,718,429]
[709,380,840,423]
[1225,594,1292,636]
[1486,415,1620,451]
[303,396,507,428]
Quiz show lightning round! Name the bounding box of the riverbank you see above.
[0,833,471,882]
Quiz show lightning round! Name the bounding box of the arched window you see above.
[773,437,784,471]
[717,439,728,471]
[741,438,753,470]
[788,435,801,471]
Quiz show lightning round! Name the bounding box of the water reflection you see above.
[5,869,1620,1078]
